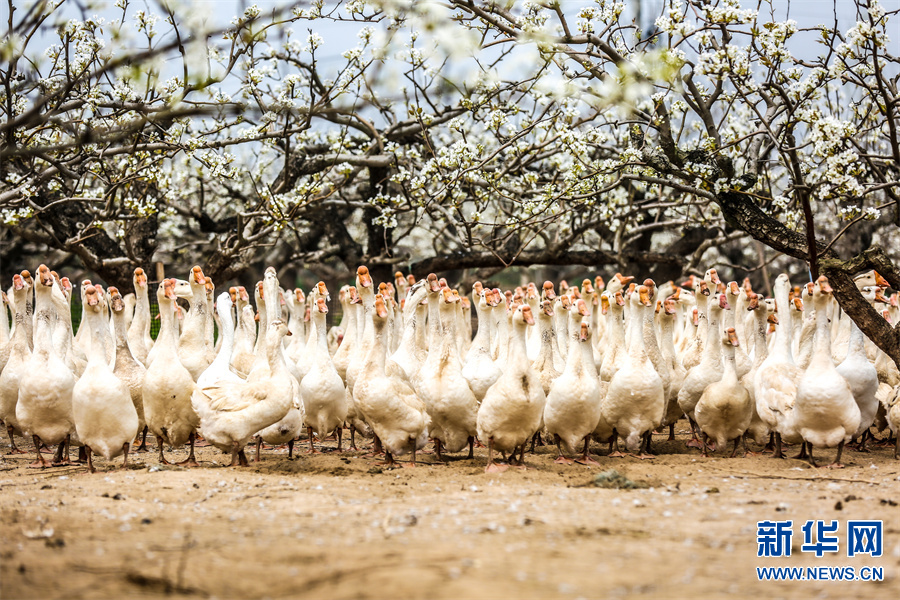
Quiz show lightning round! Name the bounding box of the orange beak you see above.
[600,295,610,315]
[522,305,535,325]
[726,327,739,347]
[357,266,372,288]
[374,295,388,318]
[579,322,589,342]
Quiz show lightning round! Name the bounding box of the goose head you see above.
[594,275,605,292]
[724,327,740,348]
[812,276,833,309]
[356,266,373,290]
[83,284,102,313]
[541,281,556,301]
[37,264,54,288]
[579,321,591,342]
[169,279,193,299]
[215,292,234,322]
[133,267,148,290]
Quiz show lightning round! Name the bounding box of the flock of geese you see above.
[0,264,898,474]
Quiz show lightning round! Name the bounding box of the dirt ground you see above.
[1,426,898,600]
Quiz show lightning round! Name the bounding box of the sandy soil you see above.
[1,427,898,600]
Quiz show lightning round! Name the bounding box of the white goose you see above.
[300,297,349,452]
[836,317,879,451]
[462,284,502,402]
[354,294,428,467]
[142,278,201,466]
[793,277,861,468]
[0,274,31,454]
[177,266,213,381]
[678,290,727,449]
[126,268,153,365]
[695,327,752,457]
[544,301,602,465]
[72,285,140,472]
[16,265,75,467]
[602,285,665,457]
[416,287,479,460]
[754,274,803,458]
[109,287,148,455]
[477,304,546,472]
[197,293,243,389]
[192,319,293,466]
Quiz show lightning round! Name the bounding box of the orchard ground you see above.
[1,428,898,600]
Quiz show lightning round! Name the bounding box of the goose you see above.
[795,283,816,370]
[658,295,687,441]
[142,278,201,466]
[386,280,428,382]
[286,288,308,364]
[416,287,479,460]
[300,297,349,453]
[197,293,243,389]
[294,281,330,384]
[109,287,148,454]
[477,304,546,472]
[332,286,359,382]
[724,282,752,378]
[462,284,502,402]
[695,327,752,457]
[72,285,140,472]
[347,266,376,397]
[754,274,803,458]
[326,286,347,356]
[192,319,294,466]
[50,276,85,377]
[230,286,257,376]
[16,265,75,467]
[354,294,428,467]
[639,279,670,404]
[793,277,861,468]
[544,304,602,465]
[599,291,626,382]
[602,285,665,457]
[126,268,153,365]
[252,268,306,461]
[836,317,879,451]
[0,274,31,454]
[682,279,713,371]
[177,266,213,381]
[739,293,774,447]
[678,290,727,449]
[532,297,562,397]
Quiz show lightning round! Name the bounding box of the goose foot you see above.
[607,451,627,458]
[633,453,656,460]
[685,438,703,449]
[821,462,845,469]
[135,426,150,452]
[85,445,95,474]
[376,451,400,468]
[484,439,509,473]
[175,433,200,467]
[307,428,321,454]
[120,443,131,470]
[667,424,676,441]
[29,436,51,468]
[554,456,574,465]
[52,439,70,466]
[6,426,26,454]
[73,445,88,464]
[575,454,600,466]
